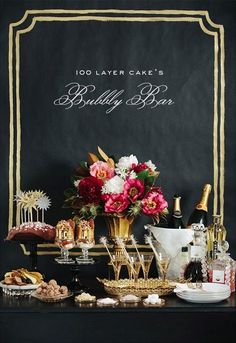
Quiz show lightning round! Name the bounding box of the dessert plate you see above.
[0,281,40,296]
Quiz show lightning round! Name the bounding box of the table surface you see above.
[1,281,235,343]
[0,280,235,313]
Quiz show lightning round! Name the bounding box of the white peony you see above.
[129,170,137,179]
[145,160,156,172]
[102,176,125,194]
[116,154,138,171]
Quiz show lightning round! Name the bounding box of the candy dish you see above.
[31,291,73,303]
[96,297,119,307]
[0,281,40,296]
[143,298,165,307]
[75,292,96,303]
[143,294,165,307]
[119,294,141,304]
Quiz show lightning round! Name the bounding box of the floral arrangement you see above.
[64,147,168,223]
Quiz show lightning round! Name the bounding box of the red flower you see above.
[104,194,130,214]
[131,163,149,173]
[79,176,103,204]
[124,179,145,202]
[141,187,168,215]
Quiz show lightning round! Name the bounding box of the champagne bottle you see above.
[187,184,212,227]
[168,195,185,229]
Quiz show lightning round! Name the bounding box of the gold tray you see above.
[97,278,175,297]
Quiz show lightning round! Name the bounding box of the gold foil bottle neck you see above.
[173,195,181,217]
[195,183,212,212]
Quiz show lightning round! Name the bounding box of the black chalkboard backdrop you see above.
[0,0,235,281]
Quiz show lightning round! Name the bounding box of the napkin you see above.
[147,226,194,258]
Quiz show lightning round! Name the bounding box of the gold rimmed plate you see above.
[96,298,119,307]
[143,298,165,307]
[119,295,141,304]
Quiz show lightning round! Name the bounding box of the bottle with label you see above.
[184,224,207,282]
[207,215,227,259]
[187,184,212,227]
[168,195,185,229]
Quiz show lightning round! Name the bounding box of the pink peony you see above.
[79,176,103,204]
[90,161,114,180]
[141,188,168,215]
[104,194,130,214]
[123,179,145,202]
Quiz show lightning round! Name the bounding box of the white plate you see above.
[177,293,231,301]
[178,291,231,298]
[0,281,40,290]
[175,282,230,294]
[177,292,230,303]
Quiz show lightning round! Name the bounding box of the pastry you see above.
[35,279,69,298]
[2,268,43,286]
[6,222,55,242]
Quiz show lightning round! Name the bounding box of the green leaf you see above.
[146,176,155,186]
[136,170,149,180]
[70,175,77,184]
[80,161,88,169]
[64,188,77,198]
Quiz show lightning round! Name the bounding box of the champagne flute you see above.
[140,254,154,280]
[127,253,141,282]
[110,254,123,281]
[156,252,170,282]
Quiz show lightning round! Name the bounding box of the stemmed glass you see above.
[140,254,154,280]
[155,250,171,282]
[76,220,95,265]
[127,253,141,282]
[76,241,95,264]
[55,221,75,264]
[110,254,122,281]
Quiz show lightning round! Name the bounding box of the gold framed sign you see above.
[8,10,225,256]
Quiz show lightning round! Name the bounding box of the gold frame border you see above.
[8,10,225,256]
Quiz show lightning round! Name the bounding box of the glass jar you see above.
[208,252,235,292]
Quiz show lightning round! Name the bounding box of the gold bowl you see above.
[97,278,175,297]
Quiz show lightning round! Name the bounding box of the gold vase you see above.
[105,215,134,259]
